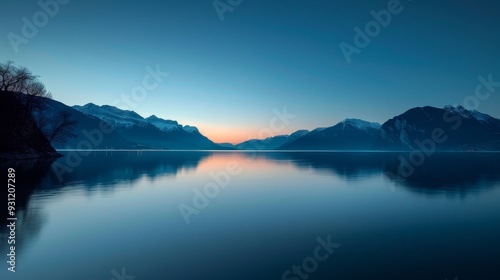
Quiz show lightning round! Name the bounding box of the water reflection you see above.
[2,151,500,280]
[0,159,53,257]
[7,151,500,201]
[46,150,212,188]
[254,152,500,196]
[383,152,500,196]
[4,151,500,243]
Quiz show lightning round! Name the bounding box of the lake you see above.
[1,151,500,280]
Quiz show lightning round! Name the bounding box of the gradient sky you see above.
[1,0,500,143]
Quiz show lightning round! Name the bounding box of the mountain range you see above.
[72,103,220,149]
[232,130,310,150]
[234,106,500,151]
[280,119,382,150]
[33,98,222,150]
[32,96,500,151]
[374,106,500,150]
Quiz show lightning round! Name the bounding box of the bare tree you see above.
[41,111,78,145]
[0,60,37,93]
[1,60,77,145]
[1,61,52,99]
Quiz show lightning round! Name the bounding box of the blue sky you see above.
[1,0,499,143]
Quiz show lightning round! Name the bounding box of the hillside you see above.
[0,91,60,160]
[374,106,500,150]
[280,119,382,150]
[72,103,224,149]
[34,98,135,149]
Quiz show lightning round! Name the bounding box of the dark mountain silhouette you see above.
[72,103,224,150]
[235,130,309,150]
[34,97,135,149]
[0,91,60,159]
[217,142,238,149]
[5,86,500,153]
[374,105,500,150]
[145,114,219,148]
[280,119,381,150]
[273,107,500,151]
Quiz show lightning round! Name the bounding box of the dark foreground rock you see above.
[0,91,60,160]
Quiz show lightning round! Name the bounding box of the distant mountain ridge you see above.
[36,99,139,149]
[31,99,500,152]
[235,130,310,150]
[374,105,500,151]
[72,103,222,150]
[145,115,199,133]
[279,119,382,150]
[278,106,500,151]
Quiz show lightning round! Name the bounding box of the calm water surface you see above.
[1,151,500,280]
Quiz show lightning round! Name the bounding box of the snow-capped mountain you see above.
[73,103,148,128]
[183,125,199,133]
[34,99,134,149]
[33,100,500,151]
[145,115,200,134]
[280,119,382,150]
[444,105,498,125]
[340,118,381,130]
[374,105,500,150]
[72,103,222,149]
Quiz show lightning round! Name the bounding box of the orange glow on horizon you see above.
[197,125,297,145]
[197,126,256,145]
